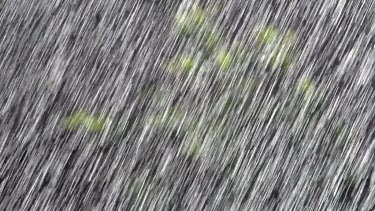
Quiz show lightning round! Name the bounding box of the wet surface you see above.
[1,0,375,210]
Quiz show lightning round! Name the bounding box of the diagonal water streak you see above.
[0,0,375,210]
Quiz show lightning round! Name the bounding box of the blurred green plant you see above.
[268,49,294,69]
[166,55,197,74]
[65,111,89,130]
[298,78,316,98]
[203,31,220,55]
[255,26,279,46]
[65,111,109,132]
[216,49,234,71]
[256,27,297,69]
[84,116,109,132]
[175,6,206,37]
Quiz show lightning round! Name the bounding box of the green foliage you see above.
[64,111,109,132]
[84,116,108,132]
[65,111,89,130]
[61,5,305,158]
[268,49,294,69]
[216,49,234,71]
[298,78,316,97]
[255,26,278,46]
[203,31,219,54]
[166,55,197,74]
[175,6,206,37]
[280,53,294,69]
[256,27,297,69]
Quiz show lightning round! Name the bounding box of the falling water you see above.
[0,0,375,210]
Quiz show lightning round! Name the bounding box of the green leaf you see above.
[216,50,234,71]
[175,6,206,37]
[269,50,294,69]
[256,27,297,69]
[166,55,197,74]
[298,78,316,98]
[84,116,108,132]
[255,26,279,46]
[65,111,89,130]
